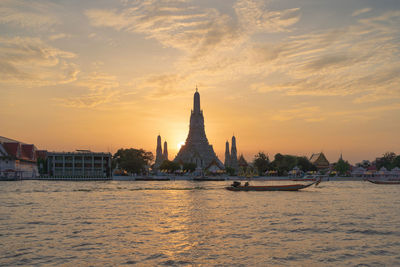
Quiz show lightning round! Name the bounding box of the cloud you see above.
[49,33,71,41]
[0,1,57,29]
[270,106,325,122]
[352,8,372,17]
[56,72,120,108]
[304,54,358,70]
[134,73,190,98]
[86,0,301,60]
[0,37,78,86]
[85,1,398,103]
[251,10,400,101]
[271,102,400,123]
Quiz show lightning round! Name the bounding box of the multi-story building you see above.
[47,150,112,178]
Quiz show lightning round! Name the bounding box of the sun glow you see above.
[177,141,185,150]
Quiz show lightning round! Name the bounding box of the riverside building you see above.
[0,136,39,179]
[47,150,111,178]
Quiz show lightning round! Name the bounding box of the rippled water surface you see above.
[1,180,400,266]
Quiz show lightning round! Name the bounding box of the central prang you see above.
[174,88,224,171]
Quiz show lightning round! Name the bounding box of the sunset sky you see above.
[1,0,400,164]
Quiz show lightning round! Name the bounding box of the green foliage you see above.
[37,158,48,175]
[270,153,316,176]
[160,160,180,172]
[182,162,196,173]
[296,156,317,172]
[225,166,236,176]
[253,152,270,176]
[377,152,399,170]
[356,160,371,168]
[334,158,351,176]
[113,148,153,174]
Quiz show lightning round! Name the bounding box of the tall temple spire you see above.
[156,135,162,155]
[163,141,168,161]
[193,88,200,114]
[230,135,238,171]
[225,140,230,167]
[174,89,224,170]
[155,135,164,169]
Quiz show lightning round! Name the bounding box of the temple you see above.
[174,89,224,170]
[154,135,168,169]
[224,135,239,172]
[310,152,330,170]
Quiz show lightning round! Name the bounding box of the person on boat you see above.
[244,182,249,187]
[231,181,241,187]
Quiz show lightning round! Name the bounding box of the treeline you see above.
[252,152,317,176]
[112,148,153,175]
[376,152,400,170]
[111,147,400,176]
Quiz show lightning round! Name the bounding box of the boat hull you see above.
[225,182,315,191]
[367,180,400,184]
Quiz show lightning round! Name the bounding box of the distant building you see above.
[238,154,248,169]
[47,150,111,177]
[310,152,330,170]
[0,136,39,178]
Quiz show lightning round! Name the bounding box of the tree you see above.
[159,160,180,173]
[271,153,296,176]
[253,152,270,176]
[113,148,153,174]
[297,156,317,172]
[356,160,371,168]
[270,153,316,175]
[225,166,236,176]
[182,162,196,173]
[393,155,400,168]
[334,158,351,176]
[377,152,397,170]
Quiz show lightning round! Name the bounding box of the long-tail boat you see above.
[367,179,400,185]
[225,181,316,191]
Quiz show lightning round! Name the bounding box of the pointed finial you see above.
[196,85,198,92]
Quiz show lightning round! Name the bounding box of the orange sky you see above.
[1,0,400,164]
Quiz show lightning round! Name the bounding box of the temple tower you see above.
[230,135,238,170]
[174,88,224,170]
[154,135,164,168]
[163,141,168,161]
[225,141,230,167]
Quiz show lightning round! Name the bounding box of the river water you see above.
[1,180,399,266]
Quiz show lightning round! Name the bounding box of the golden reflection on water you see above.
[0,180,400,266]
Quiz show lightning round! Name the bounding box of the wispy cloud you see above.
[48,33,71,41]
[56,72,120,108]
[352,8,372,17]
[251,11,400,102]
[270,106,325,122]
[86,0,302,97]
[271,102,400,123]
[134,73,189,98]
[0,37,78,86]
[86,0,300,59]
[0,0,57,29]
